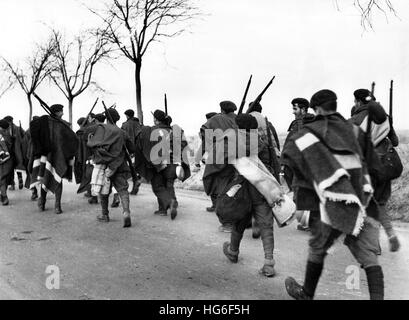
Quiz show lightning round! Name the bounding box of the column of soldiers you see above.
[0,83,402,300]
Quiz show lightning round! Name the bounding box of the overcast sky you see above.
[0,0,408,135]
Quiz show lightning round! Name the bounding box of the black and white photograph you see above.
[0,0,408,306]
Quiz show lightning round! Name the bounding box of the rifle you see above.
[238,75,253,115]
[164,94,168,116]
[371,82,376,97]
[102,101,137,181]
[389,80,394,126]
[264,117,280,180]
[81,98,99,127]
[32,92,72,130]
[248,76,276,113]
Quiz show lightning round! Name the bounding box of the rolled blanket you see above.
[91,164,110,196]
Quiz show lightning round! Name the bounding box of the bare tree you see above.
[1,40,55,121]
[0,73,14,100]
[334,0,397,30]
[89,0,199,124]
[49,28,111,125]
[357,0,397,30]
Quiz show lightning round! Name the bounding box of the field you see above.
[177,131,409,222]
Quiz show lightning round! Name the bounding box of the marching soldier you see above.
[121,109,142,196]
[87,108,135,227]
[3,116,25,190]
[0,119,14,205]
[350,89,401,252]
[282,98,315,232]
[222,114,278,277]
[201,101,238,232]
[283,90,385,300]
[30,104,78,214]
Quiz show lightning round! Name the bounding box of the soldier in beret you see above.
[3,115,26,191]
[200,101,239,232]
[282,98,315,232]
[350,88,400,252]
[122,109,142,195]
[283,89,385,300]
[87,108,135,227]
[30,104,78,215]
[0,119,14,205]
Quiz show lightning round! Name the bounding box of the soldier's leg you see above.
[130,173,141,195]
[97,193,110,222]
[31,187,38,201]
[54,183,63,214]
[38,186,47,211]
[165,172,178,220]
[286,210,341,300]
[151,171,168,216]
[17,171,24,190]
[112,173,131,228]
[345,217,383,300]
[378,203,400,252]
[206,194,217,212]
[0,180,9,205]
[111,186,120,208]
[223,214,252,263]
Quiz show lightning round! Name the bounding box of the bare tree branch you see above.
[87,0,200,123]
[48,27,113,123]
[353,0,397,30]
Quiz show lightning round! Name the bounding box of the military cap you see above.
[50,104,64,115]
[94,113,106,123]
[0,119,10,129]
[354,89,374,103]
[32,116,40,121]
[235,114,258,130]
[152,110,167,123]
[206,112,218,120]
[310,90,337,109]
[125,109,135,118]
[247,101,262,113]
[220,101,237,113]
[3,116,13,122]
[77,117,86,126]
[291,98,310,110]
[105,108,120,123]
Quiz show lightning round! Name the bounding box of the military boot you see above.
[170,199,178,220]
[223,242,239,263]
[17,172,24,190]
[119,191,131,228]
[130,179,141,195]
[111,193,120,208]
[88,196,99,205]
[97,195,110,222]
[38,189,47,212]
[260,258,276,277]
[31,188,38,201]
[54,184,63,214]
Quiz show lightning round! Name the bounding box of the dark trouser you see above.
[100,171,130,213]
[305,210,383,299]
[41,183,63,209]
[151,165,177,211]
[0,181,7,197]
[230,184,275,260]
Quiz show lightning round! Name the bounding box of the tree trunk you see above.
[135,59,144,124]
[27,94,33,123]
[68,96,74,126]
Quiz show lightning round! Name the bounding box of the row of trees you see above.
[1,0,198,125]
[0,0,397,125]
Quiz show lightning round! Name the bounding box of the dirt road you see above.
[0,182,408,300]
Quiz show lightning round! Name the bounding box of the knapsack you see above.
[216,173,252,222]
[366,115,403,181]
